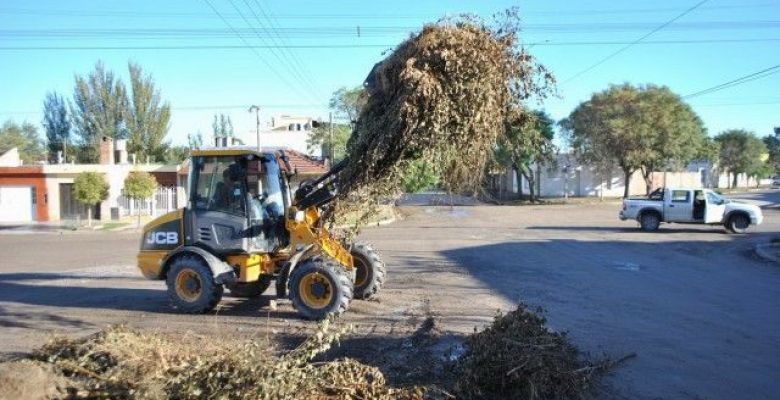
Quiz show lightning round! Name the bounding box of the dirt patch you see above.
[0,360,69,400]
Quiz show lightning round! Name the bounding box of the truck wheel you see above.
[226,276,273,298]
[639,212,661,232]
[350,242,386,300]
[166,255,223,313]
[289,257,353,320]
[726,214,750,234]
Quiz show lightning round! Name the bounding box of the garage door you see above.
[0,186,34,222]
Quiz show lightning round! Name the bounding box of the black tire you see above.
[726,213,750,234]
[226,276,273,298]
[289,257,353,320]
[350,242,386,300]
[639,212,661,232]
[165,255,223,314]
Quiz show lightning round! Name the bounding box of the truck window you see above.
[671,190,690,203]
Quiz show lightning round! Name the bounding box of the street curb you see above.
[754,243,779,263]
[334,214,398,230]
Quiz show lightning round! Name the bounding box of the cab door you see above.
[187,155,250,254]
[665,189,693,222]
[704,191,727,223]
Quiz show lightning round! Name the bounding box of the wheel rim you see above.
[644,215,657,227]
[298,272,333,309]
[175,268,203,302]
[734,216,748,229]
[353,257,369,288]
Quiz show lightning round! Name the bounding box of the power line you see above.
[683,64,780,99]
[222,0,321,103]
[0,103,329,116]
[3,38,780,51]
[242,0,325,99]
[2,21,779,40]
[0,44,393,50]
[0,3,776,19]
[562,0,711,84]
[200,0,314,104]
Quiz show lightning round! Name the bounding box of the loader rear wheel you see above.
[351,242,385,300]
[226,276,273,298]
[166,255,223,314]
[289,258,352,320]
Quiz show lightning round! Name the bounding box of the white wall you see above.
[42,164,179,221]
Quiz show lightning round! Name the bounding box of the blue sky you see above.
[0,0,778,147]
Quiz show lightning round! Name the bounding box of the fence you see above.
[118,186,177,218]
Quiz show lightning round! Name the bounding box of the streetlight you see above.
[248,105,260,150]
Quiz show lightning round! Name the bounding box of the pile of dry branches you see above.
[21,319,424,400]
[453,305,629,400]
[328,13,553,226]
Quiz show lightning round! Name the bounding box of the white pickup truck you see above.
[619,187,763,233]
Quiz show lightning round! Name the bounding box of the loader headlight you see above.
[294,211,305,222]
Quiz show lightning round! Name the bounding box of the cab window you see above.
[671,190,690,203]
[191,156,247,216]
[706,192,724,205]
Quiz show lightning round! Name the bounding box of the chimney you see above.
[99,136,114,165]
[115,139,128,164]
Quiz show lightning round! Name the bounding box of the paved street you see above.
[0,190,778,399]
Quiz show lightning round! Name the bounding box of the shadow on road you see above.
[437,237,780,400]
[0,275,297,319]
[525,225,729,234]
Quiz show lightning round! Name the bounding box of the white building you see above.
[248,115,323,159]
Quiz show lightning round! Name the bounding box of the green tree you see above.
[763,134,780,173]
[696,136,721,163]
[70,62,129,162]
[329,86,367,123]
[187,131,204,149]
[562,84,706,197]
[42,92,71,163]
[307,122,350,162]
[166,145,190,164]
[401,159,439,193]
[634,86,707,194]
[126,62,171,163]
[212,114,234,141]
[494,109,555,202]
[0,120,45,164]
[123,171,158,227]
[73,171,109,227]
[308,86,368,162]
[715,129,768,188]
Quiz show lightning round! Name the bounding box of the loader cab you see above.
[186,149,291,255]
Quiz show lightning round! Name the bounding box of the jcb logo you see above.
[146,231,178,245]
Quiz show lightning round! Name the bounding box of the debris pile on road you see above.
[452,304,630,400]
[12,318,425,400]
[330,13,553,226]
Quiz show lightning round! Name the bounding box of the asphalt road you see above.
[0,190,778,399]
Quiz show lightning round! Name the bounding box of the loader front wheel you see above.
[289,258,353,320]
[166,255,223,314]
[351,242,385,300]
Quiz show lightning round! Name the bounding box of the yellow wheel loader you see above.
[137,148,385,320]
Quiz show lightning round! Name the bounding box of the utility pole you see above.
[328,112,334,162]
[248,105,260,150]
